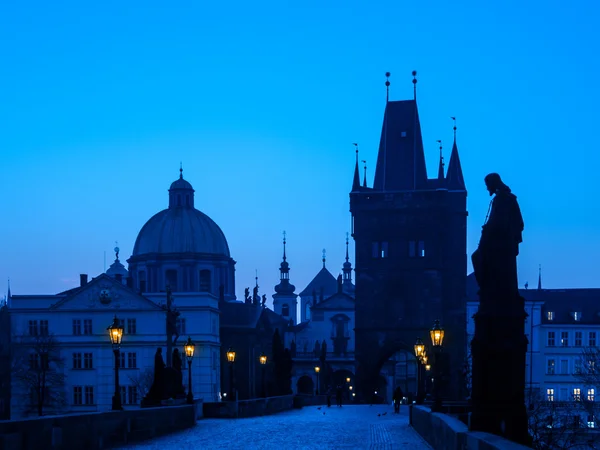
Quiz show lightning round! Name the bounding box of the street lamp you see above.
[414,337,426,404]
[430,319,445,412]
[227,347,236,401]
[346,377,351,383]
[107,315,124,411]
[184,337,195,404]
[259,352,267,398]
[315,366,321,395]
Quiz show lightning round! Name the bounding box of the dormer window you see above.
[573,312,582,321]
[547,311,554,321]
[401,131,407,137]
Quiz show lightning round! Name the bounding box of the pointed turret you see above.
[537,264,542,290]
[273,231,298,324]
[373,72,428,191]
[342,233,355,296]
[437,140,445,181]
[352,144,361,191]
[446,118,466,191]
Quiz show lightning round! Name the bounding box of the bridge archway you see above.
[297,375,315,395]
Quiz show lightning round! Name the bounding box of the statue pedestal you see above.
[469,300,532,447]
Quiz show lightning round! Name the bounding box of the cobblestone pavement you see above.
[116,404,432,450]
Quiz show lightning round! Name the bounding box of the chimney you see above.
[80,274,88,287]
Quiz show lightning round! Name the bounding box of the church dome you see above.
[132,169,230,257]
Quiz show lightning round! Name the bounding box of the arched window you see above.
[199,270,211,292]
[282,304,290,317]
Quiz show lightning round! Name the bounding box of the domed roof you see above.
[131,170,230,258]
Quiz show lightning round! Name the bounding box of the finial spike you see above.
[282,230,287,261]
[353,143,358,162]
[412,70,417,101]
[385,72,391,103]
[322,248,327,268]
[255,269,258,287]
[538,264,542,290]
[362,160,367,187]
[451,117,457,141]
[345,233,349,263]
[179,162,183,179]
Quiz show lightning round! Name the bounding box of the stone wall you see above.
[0,404,195,450]
[204,395,299,419]
[410,405,532,450]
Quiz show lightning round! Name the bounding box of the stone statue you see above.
[471,173,524,306]
[143,348,166,405]
[262,294,267,307]
[172,348,184,394]
[172,348,183,373]
[253,285,259,305]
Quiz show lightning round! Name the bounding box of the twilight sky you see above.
[1,0,598,305]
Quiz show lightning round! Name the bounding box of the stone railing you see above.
[203,394,328,419]
[410,405,531,450]
[0,404,196,450]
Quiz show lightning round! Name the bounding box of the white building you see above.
[8,170,233,417]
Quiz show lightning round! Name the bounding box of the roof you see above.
[219,302,263,328]
[312,291,354,310]
[299,267,337,297]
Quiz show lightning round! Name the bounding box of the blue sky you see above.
[1,0,598,303]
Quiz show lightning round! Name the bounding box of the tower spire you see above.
[179,162,183,179]
[537,264,542,290]
[412,70,417,101]
[322,248,327,268]
[362,160,367,187]
[385,72,391,103]
[345,232,350,263]
[446,116,466,190]
[352,143,361,190]
[436,140,444,180]
[282,230,287,261]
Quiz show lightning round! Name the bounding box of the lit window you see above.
[561,331,569,347]
[588,388,595,402]
[547,311,554,321]
[588,415,595,428]
[381,242,389,258]
[418,241,425,257]
[573,311,582,321]
[547,388,554,401]
[547,359,555,375]
[547,331,555,347]
[574,388,581,401]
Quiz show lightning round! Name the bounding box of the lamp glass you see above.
[414,337,425,358]
[314,366,320,373]
[107,316,123,347]
[430,319,445,347]
[259,353,267,365]
[184,337,195,360]
[226,347,236,362]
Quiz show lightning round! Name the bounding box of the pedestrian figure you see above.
[336,385,343,407]
[326,386,332,407]
[393,386,403,414]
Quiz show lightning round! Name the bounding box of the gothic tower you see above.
[272,233,298,324]
[350,72,467,401]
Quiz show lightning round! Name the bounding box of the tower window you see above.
[418,241,425,257]
[381,242,389,258]
[372,242,389,259]
[372,242,379,258]
[282,304,290,317]
[547,311,554,321]
[199,270,211,292]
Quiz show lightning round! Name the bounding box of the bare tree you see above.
[127,367,154,400]
[12,333,67,416]
[575,347,600,387]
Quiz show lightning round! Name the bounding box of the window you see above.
[561,331,569,347]
[128,386,138,405]
[418,241,425,257]
[83,353,93,369]
[73,353,82,369]
[119,352,125,368]
[547,311,554,321]
[72,319,82,335]
[575,358,582,374]
[29,353,39,370]
[560,360,569,374]
[83,319,92,335]
[408,241,416,258]
[547,331,555,347]
[127,318,137,335]
[372,242,380,258]
[574,388,581,401]
[166,269,178,292]
[73,387,83,405]
[380,241,389,258]
[39,320,49,336]
[590,332,597,347]
[282,304,290,317]
[84,386,94,405]
[28,320,38,336]
[588,415,595,428]
[547,388,554,401]
[199,270,211,292]
[573,311,582,321]
[588,388,595,402]
[127,352,137,369]
[547,359,555,375]
[176,318,186,335]
[401,131,407,137]
[575,331,583,347]
[560,388,568,401]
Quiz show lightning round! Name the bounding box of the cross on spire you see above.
[385,72,391,102]
[362,160,367,187]
[322,248,326,268]
[345,232,350,262]
[412,70,417,101]
[179,162,183,179]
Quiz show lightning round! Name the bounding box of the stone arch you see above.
[297,375,315,395]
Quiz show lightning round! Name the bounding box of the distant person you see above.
[393,387,403,414]
[336,385,343,407]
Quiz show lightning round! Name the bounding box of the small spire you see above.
[322,248,327,268]
[352,143,361,190]
[345,232,350,263]
[362,160,367,187]
[538,264,542,290]
[282,230,287,261]
[385,72,391,103]
[255,269,259,287]
[7,278,11,299]
[436,140,444,180]
[179,162,183,179]
[412,70,417,101]
[114,241,120,261]
[451,117,457,141]
[446,116,466,191]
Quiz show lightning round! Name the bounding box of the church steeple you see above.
[342,233,355,296]
[274,231,295,294]
[168,166,195,209]
[537,264,542,290]
[352,144,361,191]
[446,118,466,191]
[273,231,297,324]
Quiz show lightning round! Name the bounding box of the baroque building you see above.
[351,74,468,401]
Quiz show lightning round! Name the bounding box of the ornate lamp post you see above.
[414,337,426,404]
[107,315,124,411]
[429,319,445,412]
[184,337,195,404]
[226,347,236,401]
[314,366,320,395]
[259,352,267,398]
